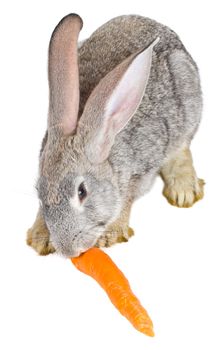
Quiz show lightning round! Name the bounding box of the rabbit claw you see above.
[95,226,134,248]
[163,177,205,208]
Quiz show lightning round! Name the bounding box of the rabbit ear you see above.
[79,38,159,164]
[48,14,82,136]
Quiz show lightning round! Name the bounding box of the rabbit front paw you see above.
[27,227,55,255]
[26,211,55,255]
[95,225,134,248]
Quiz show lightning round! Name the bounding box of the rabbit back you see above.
[78,15,202,182]
[79,15,186,113]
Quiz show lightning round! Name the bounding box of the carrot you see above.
[71,247,154,337]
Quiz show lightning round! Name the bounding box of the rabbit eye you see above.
[78,182,87,201]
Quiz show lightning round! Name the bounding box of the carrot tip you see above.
[142,327,155,337]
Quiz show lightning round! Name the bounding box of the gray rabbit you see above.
[27,14,204,257]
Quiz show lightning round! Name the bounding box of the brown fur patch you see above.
[26,211,55,255]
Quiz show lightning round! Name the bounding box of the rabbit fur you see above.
[30,14,203,257]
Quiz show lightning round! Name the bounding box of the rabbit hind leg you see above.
[161,146,205,208]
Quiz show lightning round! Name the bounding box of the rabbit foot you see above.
[27,228,55,255]
[161,146,205,208]
[163,177,205,208]
[95,226,134,248]
[26,210,55,255]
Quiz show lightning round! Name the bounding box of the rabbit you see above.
[26,14,204,257]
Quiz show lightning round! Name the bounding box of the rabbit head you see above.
[37,14,158,257]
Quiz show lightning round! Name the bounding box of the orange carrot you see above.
[71,247,154,337]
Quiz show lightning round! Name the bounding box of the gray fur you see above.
[37,14,202,257]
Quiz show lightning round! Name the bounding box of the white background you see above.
[1,1,217,349]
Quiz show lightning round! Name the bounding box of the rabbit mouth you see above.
[72,226,108,257]
[54,241,96,258]
[52,225,105,258]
